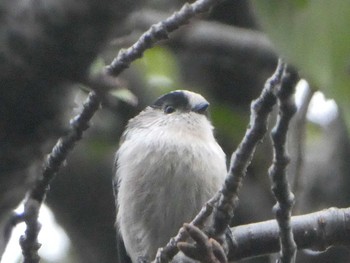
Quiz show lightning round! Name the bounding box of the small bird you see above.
[113,90,227,263]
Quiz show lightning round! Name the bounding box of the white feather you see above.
[115,91,227,262]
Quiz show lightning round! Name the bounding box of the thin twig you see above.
[19,91,100,263]
[268,66,299,263]
[19,200,41,263]
[4,212,25,251]
[106,0,224,77]
[30,91,100,203]
[17,0,225,261]
[154,59,285,263]
[128,9,277,62]
[211,59,284,237]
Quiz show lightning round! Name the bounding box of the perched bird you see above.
[113,90,227,262]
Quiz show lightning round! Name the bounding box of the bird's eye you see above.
[164,105,175,114]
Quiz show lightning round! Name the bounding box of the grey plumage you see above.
[113,90,227,262]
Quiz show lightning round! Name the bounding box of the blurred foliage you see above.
[89,57,138,106]
[134,45,182,95]
[211,104,248,147]
[83,139,115,161]
[251,0,350,124]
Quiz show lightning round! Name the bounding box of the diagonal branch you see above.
[211,59,284,237]
[19,91,100,263]
[16,0,226,262]
[268,66,299,263]
[153,59,285,263]
[128,9,277,64]
[106,0,224,77]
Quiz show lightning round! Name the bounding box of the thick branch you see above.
[268,66,299,263]
[229,207,350,261]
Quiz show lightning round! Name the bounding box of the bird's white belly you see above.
[117,137,226,262]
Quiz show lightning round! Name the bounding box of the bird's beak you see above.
[192,102,209,114]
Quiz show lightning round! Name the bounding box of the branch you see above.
[106,0,224,77]
[19,91,100,263]
[229,207,350,261]
[153,59,285,263]
[19,200,41,263]
[128,9,277,63]
[268,65,299,263]
[211,59,284,237]
[0,0,135,256]
[16,0,226,261]
[155,58,283,263]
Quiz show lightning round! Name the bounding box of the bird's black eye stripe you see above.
[164,105,176,114]
[151,91,189,109]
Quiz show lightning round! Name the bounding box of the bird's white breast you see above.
[116,115,226,262]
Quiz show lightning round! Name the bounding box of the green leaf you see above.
[252,0,350,123]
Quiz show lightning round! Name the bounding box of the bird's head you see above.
[151,90,209,116]
[124,90,214,141]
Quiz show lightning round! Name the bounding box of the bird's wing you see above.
[112,129,127,200]
[113,164,132,263]
[112,151,119,197]
[113,140,133,263]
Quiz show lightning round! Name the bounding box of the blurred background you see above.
[1,0,350,262]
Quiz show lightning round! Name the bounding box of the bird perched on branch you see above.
[113,90,227,262]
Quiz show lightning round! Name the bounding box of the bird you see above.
[113,90,227,263]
